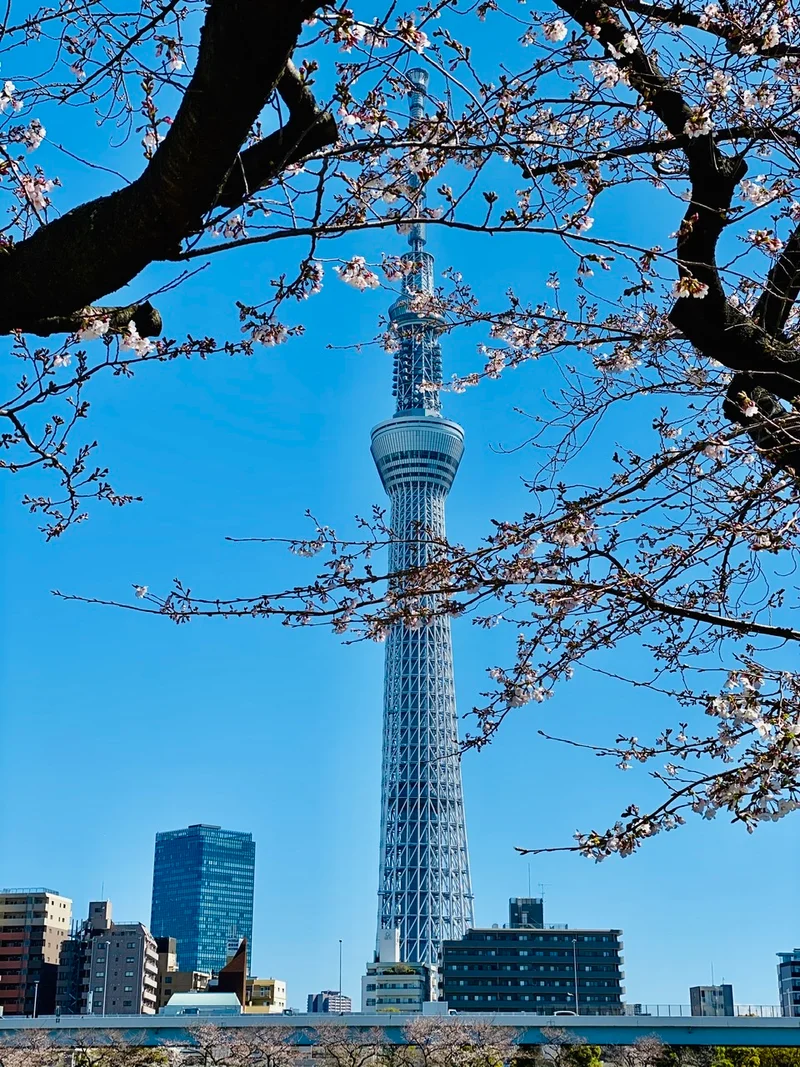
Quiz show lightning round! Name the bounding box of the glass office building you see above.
[150,824,255,974]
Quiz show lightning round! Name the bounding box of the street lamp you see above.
[101,940,111,1016]
[32,980,39,1018]
[338,939,343,997]
[572,939,580,1016]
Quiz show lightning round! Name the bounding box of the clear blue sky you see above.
[1,13,797,1015]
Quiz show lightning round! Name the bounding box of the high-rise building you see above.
[86,920,159,1015]
[362,929,437,1014]
[370,67,474,970]
[440,901,624,1014]
[509,898,545,929]
[308,990,352,1013]
[0,887,72,1016]
[778,950,800,1016]
[690,984,734,1016]
[57,901,159,1015]
[150,824,255,974]
[56,900,114,1014]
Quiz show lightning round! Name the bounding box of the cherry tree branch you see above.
[0,1,338,337]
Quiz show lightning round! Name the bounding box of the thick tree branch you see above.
[557,0,800,478]
[0,1,338,336]
[605,0,800,56]
[753,222,800,337]
[216,62,337,209]
[14,301,163,339]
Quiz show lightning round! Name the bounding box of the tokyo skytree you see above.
[370,67,475,968]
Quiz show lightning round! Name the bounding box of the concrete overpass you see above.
[1,1013,800,1049]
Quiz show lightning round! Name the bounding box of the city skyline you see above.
[3,79,798,1020]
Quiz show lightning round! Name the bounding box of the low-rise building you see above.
[245,977,287,1014]
[362,930,436,1013]
[160,991,242,1016]
[0,888,72,1016]
[778,950,800,1017]
[308,990,352,1013]
[690,984,734,1017]
[155,935,211,1010]
[440,899,624,1015]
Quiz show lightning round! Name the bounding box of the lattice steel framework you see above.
[370,68,474,968]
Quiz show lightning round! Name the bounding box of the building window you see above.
[127,943,136,949]
[123,1000,133,1007]
[124,986,133,992]
[95,972,104,978]
[125,971,134,977]
[126,957,135,963]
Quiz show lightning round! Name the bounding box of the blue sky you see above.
[1,12,798,1015]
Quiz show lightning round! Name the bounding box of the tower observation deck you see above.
[370,68,474,968]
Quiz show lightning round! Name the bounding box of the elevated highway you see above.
[2,1012,800,1049]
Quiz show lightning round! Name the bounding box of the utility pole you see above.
[572,939,580,1015]
[102,940,111,1015]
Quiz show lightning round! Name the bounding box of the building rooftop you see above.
[160,992,242,1016]
[0,887,62,895]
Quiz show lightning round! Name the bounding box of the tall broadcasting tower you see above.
[370,68,475,968]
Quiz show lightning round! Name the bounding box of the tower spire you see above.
[406,68,429,256]
[388,67,443,417]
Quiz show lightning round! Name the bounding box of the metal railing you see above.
[463,1005,785,1018]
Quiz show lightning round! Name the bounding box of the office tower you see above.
[509,898,545,929]
[308,990,352,1013]
[778,950,800,1016]
[440,920,625,1014]
[370,66,474,969]
[150,824,255,974]
[0,887,71,1016]
[57,900,159,1015]
[362,929,437,1014]
[690,984,735,1017]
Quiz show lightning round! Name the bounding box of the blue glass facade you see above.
[150,824,255,975]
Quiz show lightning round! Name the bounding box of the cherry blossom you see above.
[396,17,430,52]
[543,20,569,42]
[684,108,714,138]
[673,276,709,298]
[77,316,111,342]
[251,322,289,345]
[121,323,154,357]
[335,256,380,290]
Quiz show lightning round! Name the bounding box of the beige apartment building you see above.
[0,888,72,1016]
